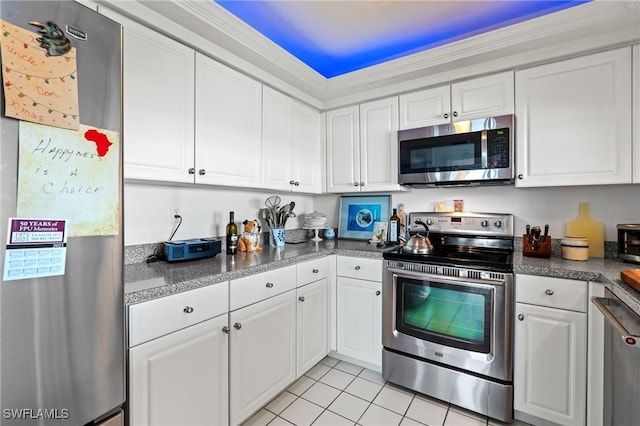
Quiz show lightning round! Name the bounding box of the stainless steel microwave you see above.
[398,114,514,186]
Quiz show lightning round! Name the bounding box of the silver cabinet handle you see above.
[233,322,242,330]
[266,282,274,288]
[198,169,206,175]
[299,296,305,302]
[355,266,361,270]
[376,290,381,296]
[443,113,449,119]
[222,326,230,334]
[545,289,554,295]
[354,182,360,186]
[518,174,524,180]
[289,180,296,185]
[452,111,458,117]
[360,182,365,186]
[312,269,319,274]
[188,168,195,174]
[183,306,194,314]
[294,181,300,186]
[518,314,524,321]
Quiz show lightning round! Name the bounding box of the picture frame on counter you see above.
[338,194,391,240]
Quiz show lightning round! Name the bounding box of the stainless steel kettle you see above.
[402,220,433,254]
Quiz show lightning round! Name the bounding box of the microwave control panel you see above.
[486,128,511,168]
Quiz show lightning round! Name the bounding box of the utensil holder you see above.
[522,234,552,258]
[270,228,285,247]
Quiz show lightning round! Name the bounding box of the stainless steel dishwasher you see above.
[592,288,640,426]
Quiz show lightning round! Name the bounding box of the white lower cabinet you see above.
[229,290,297,426]
[129,315,229,426]
[297,278,329,376]
[127,283,229,426]
[514,275,587,426]
[336,256,383,370]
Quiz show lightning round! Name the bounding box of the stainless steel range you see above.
[382,212,515,422]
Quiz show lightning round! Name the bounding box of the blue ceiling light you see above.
[215,1,591,78]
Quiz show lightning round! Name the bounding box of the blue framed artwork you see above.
[338,195,391,240]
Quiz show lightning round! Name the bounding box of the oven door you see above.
[383,264,513,381]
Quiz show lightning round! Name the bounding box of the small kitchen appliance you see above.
[618,224,640,264]
[164,238,222,262]
[398,114,514,186]
[383,212,515,422]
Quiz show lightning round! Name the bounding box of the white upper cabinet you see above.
[108,10,195,183]
[326,97,400,193]
[195,53,263,187]
[262,86,322,193]
[399,71,514,129]
[633,45,639,184]
[515,47,632,187]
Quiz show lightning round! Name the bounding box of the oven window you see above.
[396,277,492,353]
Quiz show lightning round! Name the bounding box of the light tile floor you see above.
[242,356,529,426]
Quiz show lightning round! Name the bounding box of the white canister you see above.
[561,236,589,261]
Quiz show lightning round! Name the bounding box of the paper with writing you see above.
[1,19,79,130]
[17,121,120,237]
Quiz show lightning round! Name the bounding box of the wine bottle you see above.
[226,211,238,255]
[388,208,400,243]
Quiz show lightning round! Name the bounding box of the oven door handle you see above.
[386,266,505,289]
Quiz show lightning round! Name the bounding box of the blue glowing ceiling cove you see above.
[215,1,590,78]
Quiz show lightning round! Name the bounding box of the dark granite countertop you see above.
[125,240,640,315]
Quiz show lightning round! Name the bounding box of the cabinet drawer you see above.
[297,256,330,287]
[128,282,228,347]
[230,265,296,311]
[516,275,587,312]
[337,256,382,282]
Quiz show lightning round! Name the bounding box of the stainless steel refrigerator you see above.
[0,1,124,425]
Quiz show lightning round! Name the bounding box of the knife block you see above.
[522,234,552,258]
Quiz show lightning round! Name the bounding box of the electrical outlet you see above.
[169,205,181,222]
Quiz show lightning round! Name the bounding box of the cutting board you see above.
[566,202,604,258]
[621,270,640,293]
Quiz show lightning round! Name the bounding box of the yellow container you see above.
[565,202,604,258]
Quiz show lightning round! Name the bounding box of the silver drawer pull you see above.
[183,306,194,314]
[355,266,361,270]
[221,326,230,334]
[266,282,274,288]
[299,296,305,302]
[545,289,554,296]
[518,314,524,321]
[376,290,381,296]
[234,322,242,330]
[312,269,319,273]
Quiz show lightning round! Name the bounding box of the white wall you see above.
[314,185,640,241]
[124,182,314,246]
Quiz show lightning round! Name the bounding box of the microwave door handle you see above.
[481,129,488,168]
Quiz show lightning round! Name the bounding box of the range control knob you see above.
[426,219,434,226]
[481,220,490,228]
[494,220,503,228]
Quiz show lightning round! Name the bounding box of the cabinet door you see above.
[129,315,228,426]
[399,85,451,129]
[337,276,382,369]
[451,71,514,121]
[359,97,401,192]
[195,53,262,187]
[262,86,294,191]
[514,303,587,426]
[633,45,640,184]
[515,47,632,187]
[292,101,322,193]
[114,12,195,183]
[229,291,296,425]
[326,106,360,193]
[297,278,329,377]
